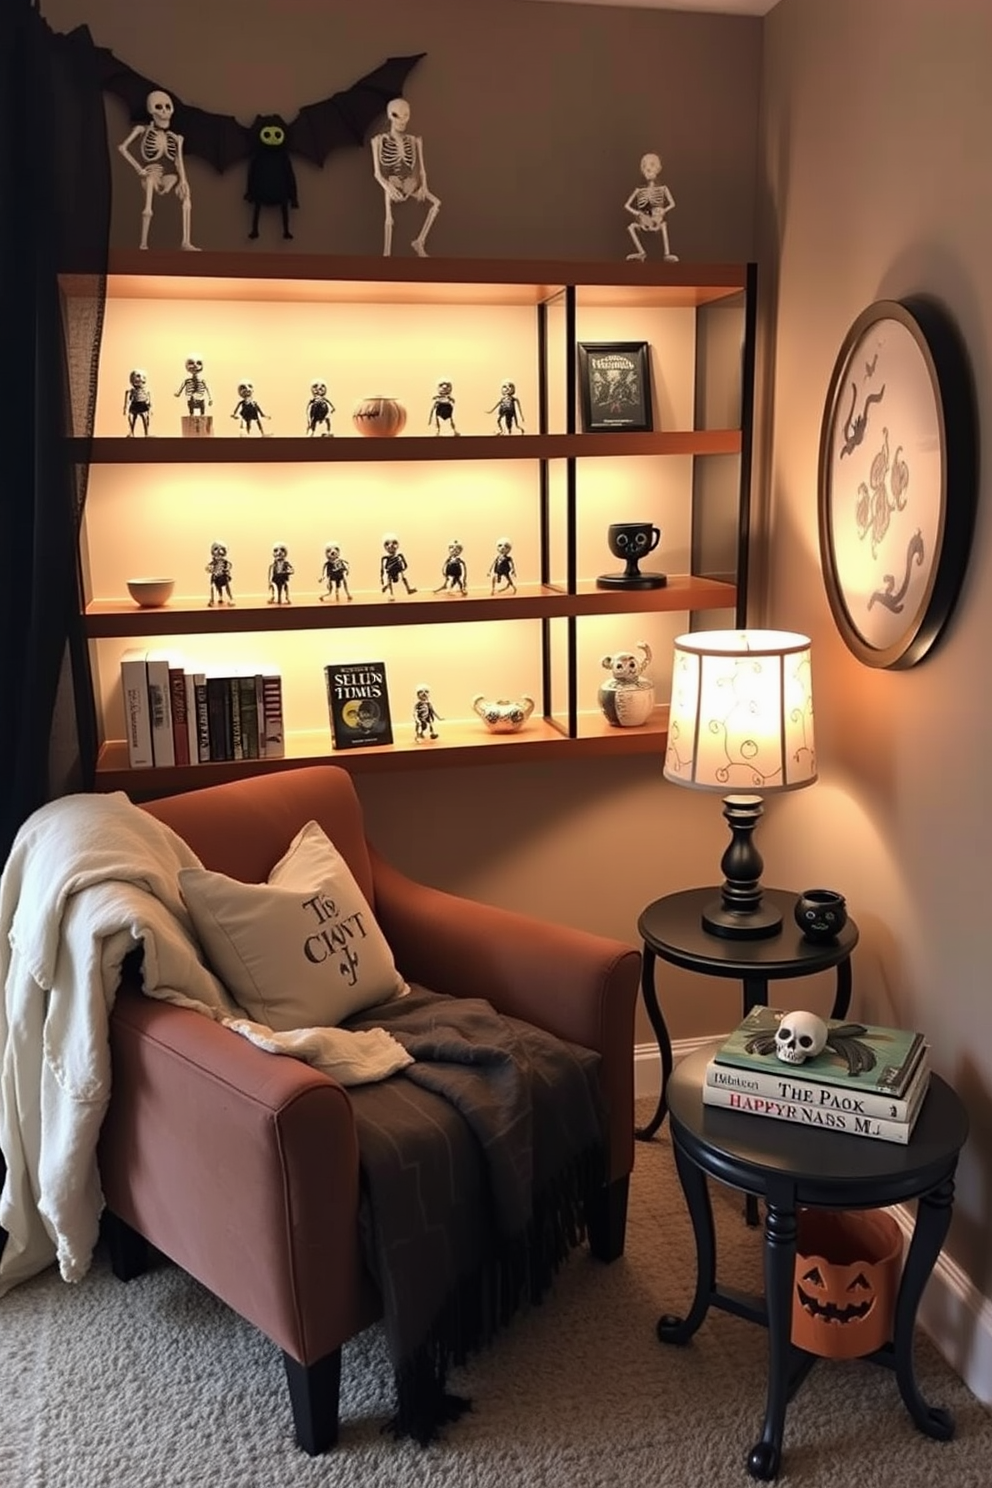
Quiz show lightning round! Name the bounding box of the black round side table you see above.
[637,887,859,1141]
[659,1046,969,1481]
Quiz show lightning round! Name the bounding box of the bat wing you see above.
[94,45,251,173]
[286,53,427,168]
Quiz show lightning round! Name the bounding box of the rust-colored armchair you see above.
[97,765,640,1452]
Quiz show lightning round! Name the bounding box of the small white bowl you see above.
[126,578,175,608]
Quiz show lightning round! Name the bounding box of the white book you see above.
[119,648,154,769]
[260,673,285,758]
[704,1047,930,1124]
[701,1079,928,1146]
[144,649,175,768]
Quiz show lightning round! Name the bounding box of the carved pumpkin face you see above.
[792,1209,902,1359]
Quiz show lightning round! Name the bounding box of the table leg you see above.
[657,1141,716,1345]
[747,1197,797,1481]
[635,946,674,1141]
[892,1173,957,1440]
[830,957,852,1020]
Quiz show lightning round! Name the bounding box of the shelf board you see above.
[84,576,736,637]
[94,709,670,790]
[61,253,747,309]
[73,430,742,464]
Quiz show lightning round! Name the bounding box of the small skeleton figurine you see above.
[268,544,294,604]
[306,381,335,436]
[488,537,518,595]
[123,369,152,436]
[231,382,269,436]
[370,97,441,258]
[380,533,417,599]
[624,153,679,263]
[433,539,468,595]
[488,382,525,435]
[319,543,353,602]
[175,356,212,417]
[117,89,199,252]
[413,685,442,741]
[205,541,235,606]
[429,380,460,435]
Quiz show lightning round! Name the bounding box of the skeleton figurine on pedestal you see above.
[123,369,152,436]
[488,382,524,435]
[205,542,235,606]
[413,685,442,741]
[306,382,335,436]
[433,540,468,595]
[319,544,353,602]
[231,382,269,436]
[624,153,678,263]
[488,537,518,595]
[370,97,440,258]
[117,90,199,252]
[268,544,294,604]
[429,380,459,435]
[175,357,212,416]
[380,533,417,599]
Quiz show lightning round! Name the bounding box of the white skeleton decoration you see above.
[319,544,352,602]
[118,90,199,251]
[123,369,152,436]
[380,533,417,599]
[205,542,234,606]
[433,539,468,595]
[231,382,269,436]
[268,544,294,604]
[488,538,517,595]
[306,381,335,436]
[624,153,678,263]
[413,685,442,741]
[429,380,459,435]
[774,1011,828,1066]
[175,356,212,417]
[488,382,525,435]
[370,97,440,257]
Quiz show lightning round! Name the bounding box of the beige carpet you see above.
[3,1102,991,1488]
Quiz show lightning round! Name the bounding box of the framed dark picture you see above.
[817,297,976,669]
[577,341,653,433]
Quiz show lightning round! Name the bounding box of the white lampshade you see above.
[664,629,817,794]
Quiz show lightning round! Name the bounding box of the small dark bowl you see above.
[795,888,847,943]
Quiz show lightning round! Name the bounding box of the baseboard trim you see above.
[634,1039,992,1406]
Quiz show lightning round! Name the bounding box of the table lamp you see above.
[663,629,817,940]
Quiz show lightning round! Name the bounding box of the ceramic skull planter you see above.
[597,641,655,727]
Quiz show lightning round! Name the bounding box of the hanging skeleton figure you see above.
[488,537,518,595]
[205,542,234,606]
[306,382,335,436]
[231,382,269,436]
[413,685,442,741]
[380,533,417,598]
[488,382,525,435]
[429,380,459,435]
[175,357,212,417]
[123,369,152,436]
[268,545,294,604]
[370,98,441,257]
[433,540,468,595]
[118,90,199,251]
[319,544,353,602]
[624,153,678,263]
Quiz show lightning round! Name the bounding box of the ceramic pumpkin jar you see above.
[352,396,407,437]
[792,1208,902,1359]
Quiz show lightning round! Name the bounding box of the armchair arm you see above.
[100,990,379,1364]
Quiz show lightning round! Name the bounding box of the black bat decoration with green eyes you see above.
[93,46,426,239]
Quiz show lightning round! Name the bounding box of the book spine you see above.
[169,666,190,767]
[184,674,199,765]
[701,1083,916,1144]
[704,1054,929,1122]
[119,649,154,768]
[145,653,175,767]
[228,676,244,761]
[261,674,285,758]
[238,675,259,759]
[205,676,232,761]
[193,674,210,762]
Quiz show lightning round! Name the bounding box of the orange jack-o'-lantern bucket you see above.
[792,1209,903,1359]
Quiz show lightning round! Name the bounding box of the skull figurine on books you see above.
[774,1011,828,1065]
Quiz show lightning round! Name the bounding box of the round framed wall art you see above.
[817,297,977,669]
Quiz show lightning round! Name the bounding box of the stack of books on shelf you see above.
[703,1005,930,1145]
[120,649,284,768]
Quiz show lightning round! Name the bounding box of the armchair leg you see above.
[586,1175,629,1263]
[103,1210,151,1281]
[283,1349,342,1454]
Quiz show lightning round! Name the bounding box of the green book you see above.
[713,1006,927,1099]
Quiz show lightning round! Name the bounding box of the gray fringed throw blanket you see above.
[343,987,605,1443]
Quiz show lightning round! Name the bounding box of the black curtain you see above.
[0,4,110,864]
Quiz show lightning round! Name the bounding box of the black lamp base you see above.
[701,792,782,941]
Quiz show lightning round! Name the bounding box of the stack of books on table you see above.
[703,1005,930,1145]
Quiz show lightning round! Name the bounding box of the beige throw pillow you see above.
[178,820,407,1031]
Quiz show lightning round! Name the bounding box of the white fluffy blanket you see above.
[0,792,410,1299]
